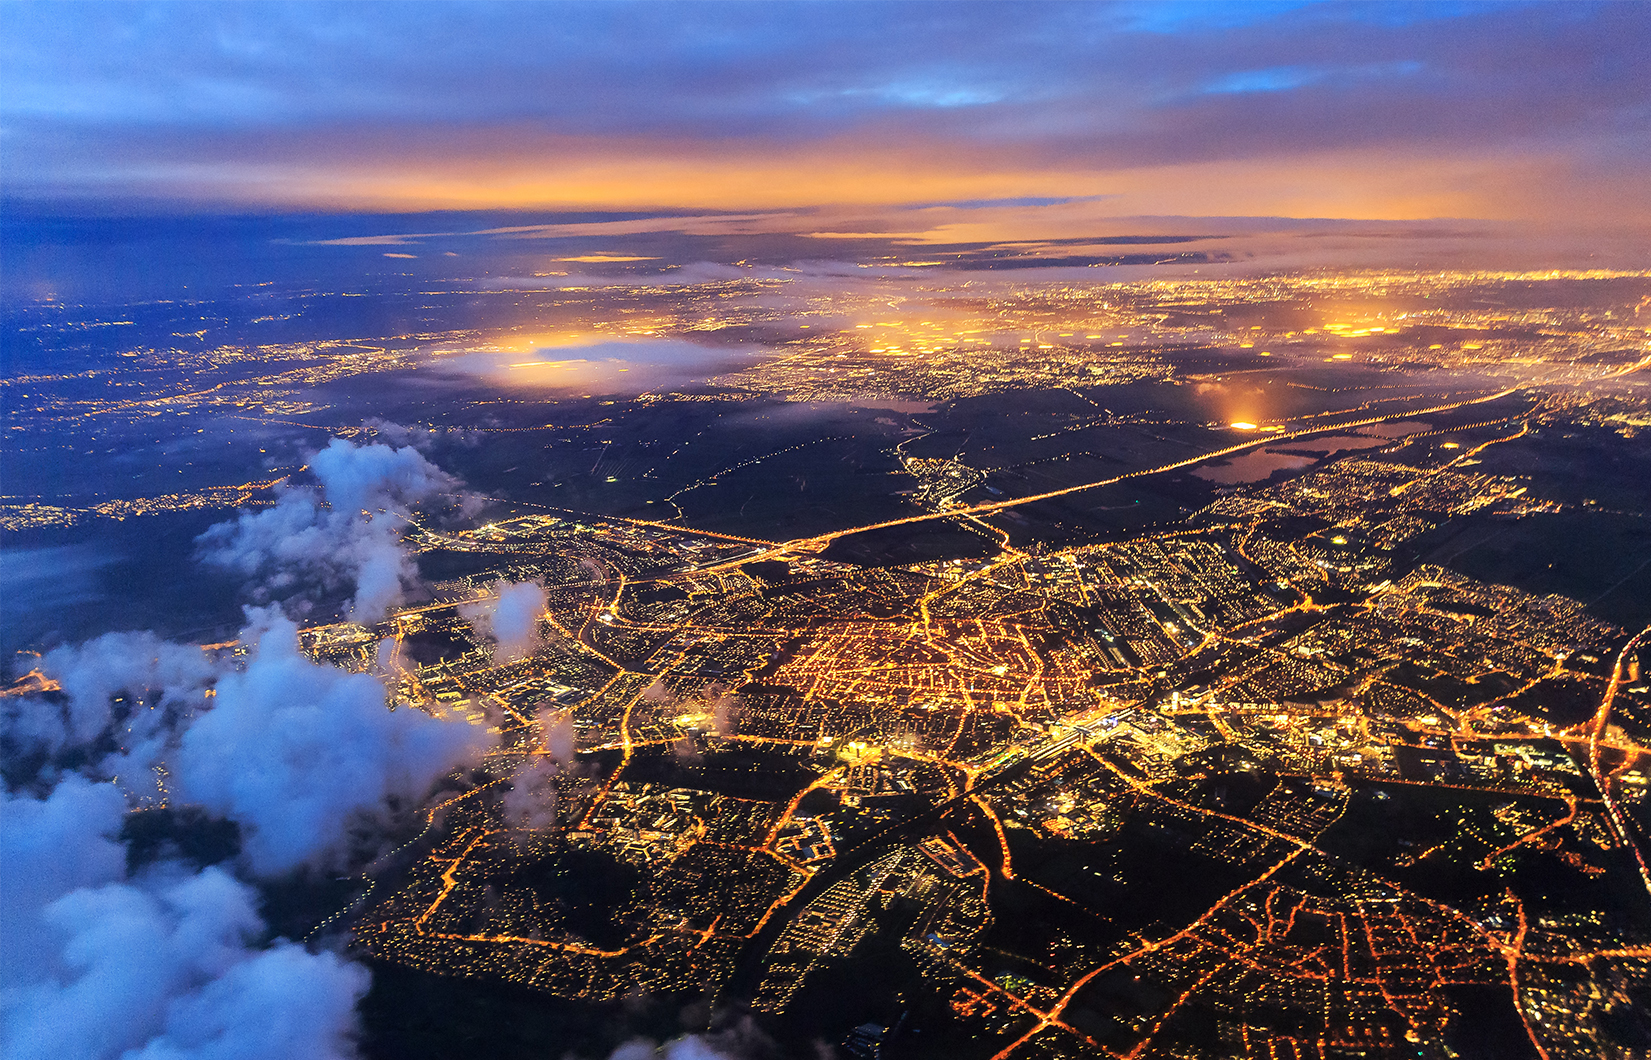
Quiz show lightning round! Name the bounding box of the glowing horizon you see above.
[3,2,1647,235]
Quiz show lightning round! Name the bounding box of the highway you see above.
[777,383,1532,553]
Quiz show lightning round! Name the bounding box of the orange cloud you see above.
[74,128,1649,233]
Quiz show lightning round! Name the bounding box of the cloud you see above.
[439,335,768,398]
[4,611,494,879]
[0,545,117,618]
[122,941,367,1060]
[708,690,743,737]
[196,438,459,621]
[458,580,549,663]
[0,776,128,988]
[3,633,218,785]
[606,1016,778,1060]
[0,612,486,1056]
[500,756,561,836]
[3,4,1648,225]
[306,436,458,523]
[174,613,492,875]
[499,710,577,838]
[1,439,496,1060]
[3,4,1649,226]
[504,707,602,849]
[534,708,577,765]
[0,776,369,1060]
[361,418,433,449]
[0,855,366,1060]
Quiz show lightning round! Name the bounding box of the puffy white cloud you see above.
[306,437,455,520]
[707,690,743,737]
[122,944,367,1060]
[0,611,485,1057]
[3,868,262,1060]
[500,756,561,835]
[2,437,492,1060]
[2,779,366,1060]
[535,709,576,764]
[500,710,577,837]
[3,611,495,877]
[360,418,431,450]
[197,439,458,621]
[459,579,548,662]
[0,610,480,1057]
[173,613,492,875]
[0,864,365,1060]
[610,1040,733,1060]
[0,777,128,988]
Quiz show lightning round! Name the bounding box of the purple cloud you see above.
[1,3,1644,222]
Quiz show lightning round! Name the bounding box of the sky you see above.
[3,0,1649,243]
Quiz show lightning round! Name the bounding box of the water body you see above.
[1192,448,1316,484]
[1270,434,1390,457]
[1194,420,1436,484]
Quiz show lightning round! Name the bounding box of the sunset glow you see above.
[2,2,1647,251]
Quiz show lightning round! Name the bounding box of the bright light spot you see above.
[1231,421,1258,431]
[554,254,658,263]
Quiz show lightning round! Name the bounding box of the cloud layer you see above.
[2,3,1646,224]
[1,852,368,1060]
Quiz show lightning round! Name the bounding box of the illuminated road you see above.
[1587,624,1651,898]
[777,384,1530,553]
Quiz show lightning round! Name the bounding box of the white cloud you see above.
[605,1017,777,1060]
[197,438,459,621]
[2,634,219,787]
[122,943,366,1060]
[1,438,494,1060]
[0,863,366,1060]
[174,613,492,875]
[459,579,549,663]
[0,776,128,988]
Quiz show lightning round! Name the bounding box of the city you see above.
[8,265,1631,1056]
[4,5,1651,1059]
